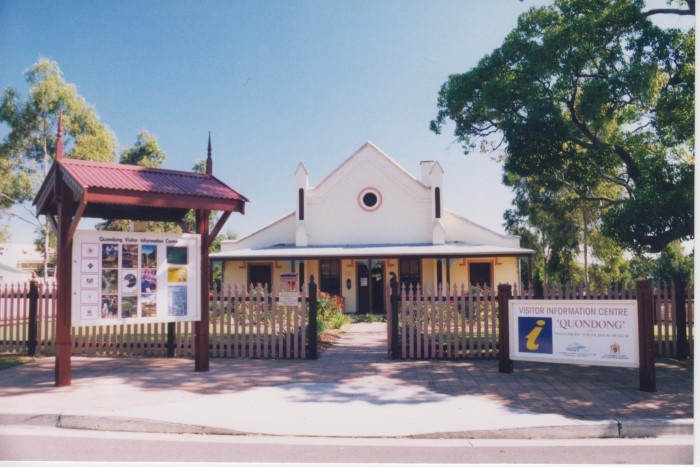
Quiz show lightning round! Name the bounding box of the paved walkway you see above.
[0,323,693,438]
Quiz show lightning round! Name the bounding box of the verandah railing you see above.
[390,281,694,360]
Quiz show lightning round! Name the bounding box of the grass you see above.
[0,353,40,370]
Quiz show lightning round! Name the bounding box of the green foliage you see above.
[655,240,693,283]
[432,0,694,255]
[1,58,117,174]
[120,131,166,168]
[1,58,117,278]
[316,292,350,334]
[0,353,39,371]
[588,228,633,284]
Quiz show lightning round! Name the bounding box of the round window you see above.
[358,188,381,211]
[362,192,378,207]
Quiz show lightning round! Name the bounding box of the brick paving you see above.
[0,322,693,422]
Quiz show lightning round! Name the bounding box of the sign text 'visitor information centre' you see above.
[509,299,639,368]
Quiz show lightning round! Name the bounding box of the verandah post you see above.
[637,279,656,392]
[307,275,318,359]
[497,283,513,373]
[27,276,39,357]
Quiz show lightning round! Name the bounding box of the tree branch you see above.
[645,0,694,16]
[644,8,694,17]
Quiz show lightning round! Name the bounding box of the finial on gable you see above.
[206,132,212,175]
[56,111,64,160]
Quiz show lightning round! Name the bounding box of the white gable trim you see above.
[314,141,428,192]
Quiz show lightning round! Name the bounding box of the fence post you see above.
[27,276,39,357]
[307,275,318,359]
[166,322,175,358]
[497,283,513,373]
[389,272,400,359]
[637,279,656,392]
[673,273,689,360]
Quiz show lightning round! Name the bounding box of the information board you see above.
[71,230,201,325]
[509,300,639,368]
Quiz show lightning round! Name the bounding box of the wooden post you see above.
[497,283,513,373]
[166,322,175,358]
[673,273,689,360]
[27,276,38,357]
[637,280,656,392]
[389,272,400,359]
[194,208,210,372]
[55,177,75,386]
[307,275,317,359]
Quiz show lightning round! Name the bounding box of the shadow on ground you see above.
[0,323,692,422]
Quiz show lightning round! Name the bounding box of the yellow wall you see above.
[220,256,522,310]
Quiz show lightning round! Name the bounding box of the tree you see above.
[0,58,118,279]
[503,174,584,284]
[431,0,693,357]
[119,130,166,168]
[431,0,693,253]
[654,240,693,358]
[100,131,170,232]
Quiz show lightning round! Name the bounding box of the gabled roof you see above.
[34,158,249,222]
[313,141,427,192]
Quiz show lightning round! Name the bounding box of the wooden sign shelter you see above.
[34,118,248,386]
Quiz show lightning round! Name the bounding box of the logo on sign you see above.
[518,317,553,354]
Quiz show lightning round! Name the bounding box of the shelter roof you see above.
[34,158,248,223]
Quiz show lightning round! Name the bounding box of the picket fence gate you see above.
[388,281,694,360]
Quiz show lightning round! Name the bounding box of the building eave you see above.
[211,242,534,261]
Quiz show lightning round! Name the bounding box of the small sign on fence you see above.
[508,299,639,368]
[278,291,299,307]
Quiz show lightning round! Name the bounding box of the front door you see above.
[370,260,385,313]
[356,262,370,313]
[356,260,385,313]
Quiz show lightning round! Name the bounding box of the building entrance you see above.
[356,260,385,314]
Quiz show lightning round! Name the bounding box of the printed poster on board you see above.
[71,230,201,325]
[509,300,639,368]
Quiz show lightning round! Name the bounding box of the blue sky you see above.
[0,0,573,242]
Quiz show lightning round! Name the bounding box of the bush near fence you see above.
[0,280,693,360]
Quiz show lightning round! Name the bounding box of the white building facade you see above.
[212,142,532,313]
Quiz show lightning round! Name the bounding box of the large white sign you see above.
[71,230,201,325]
[509,300,639,368]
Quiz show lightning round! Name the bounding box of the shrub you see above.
[316,292,350,332]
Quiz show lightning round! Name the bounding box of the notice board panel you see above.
[71,230,201,325]
[509,300,639,368]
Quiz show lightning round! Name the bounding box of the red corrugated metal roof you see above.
[59,158,248,202]
[34,157,248,223]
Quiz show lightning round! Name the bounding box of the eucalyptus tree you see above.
[431,0,694,357]
[0,58,117,278]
